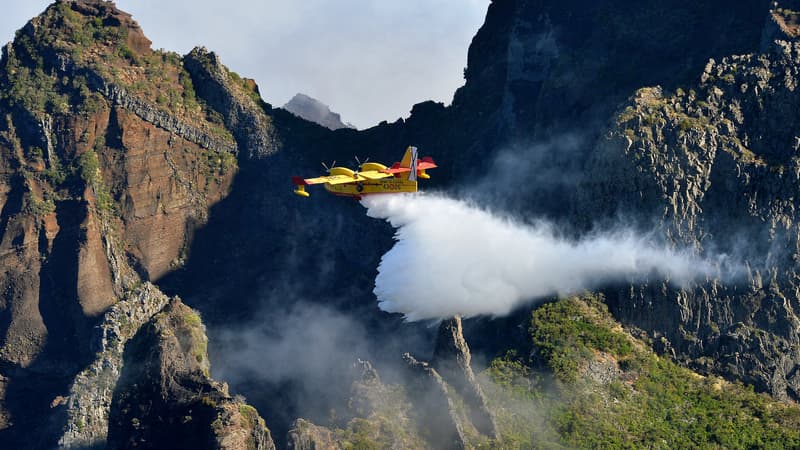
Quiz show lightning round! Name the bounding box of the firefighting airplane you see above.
[292,146,437,198]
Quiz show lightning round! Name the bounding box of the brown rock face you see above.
[76,196,115,317]
[766,2,800,41]
[0,1,240,445]
[0,209,45,368]
[110,107,235,280]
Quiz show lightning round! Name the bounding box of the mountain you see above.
[1,0,800,448]
[282,93,355,130]
[0,1,270,447]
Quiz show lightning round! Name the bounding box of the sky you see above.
[0,1,490,129]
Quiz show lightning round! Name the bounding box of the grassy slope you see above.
[482,295,800,449]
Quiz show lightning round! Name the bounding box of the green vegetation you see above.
[775,8,800,19]
[0,1,234,145]
[678,116,702,132]
[531,297,632,382]
[2,62,70,115]
[181,308,209,371]
[338,419,382,449]
[227,68,263,104]
[200,395,217,409]
[24,191,56,217]
[480,295,800,449]
[205,150,237,177]
[238,404,260,428]
[28,146,43,160]
[0,3,126,116]
[183,310,203,328]
[238,405,266,450]
[77,146,115,213]
[321,384,426,450]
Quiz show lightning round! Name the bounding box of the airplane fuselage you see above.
[324,178,418,197]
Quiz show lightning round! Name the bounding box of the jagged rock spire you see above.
[432,316,499,439]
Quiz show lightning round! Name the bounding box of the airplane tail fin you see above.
[399,146,419,181]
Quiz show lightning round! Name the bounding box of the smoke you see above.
[207,293,434,438]
[211,302,370,387]
[207,300,376,439]
[362,193,733,321]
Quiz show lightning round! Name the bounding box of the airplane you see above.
[292,146,437,198]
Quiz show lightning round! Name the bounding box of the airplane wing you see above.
[418,156,437,170]
[300,171,392,184]
[301,174,359,185]
[382,157,437,174]
[381,166,410,175]
[358,170,394,180]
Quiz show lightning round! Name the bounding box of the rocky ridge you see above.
[287,319,497,450]
[432,317,498,439]
[282,93,354,131]
[184,47,281,159]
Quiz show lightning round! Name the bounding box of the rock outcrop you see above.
[432,317,498,439]
[184,47,281,159]
[287,359,427,450]
[59,283,170,448]
[106,298,274,449]
[403,353,467,450]
[763,1,800,49]
[283,93,354,131]
[286,419,340,450]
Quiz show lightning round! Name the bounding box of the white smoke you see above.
[362,193,723,321]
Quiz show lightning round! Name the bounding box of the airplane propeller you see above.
[321,161,336,173]
[354,156,370,172]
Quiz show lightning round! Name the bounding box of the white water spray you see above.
[362,193,718,321]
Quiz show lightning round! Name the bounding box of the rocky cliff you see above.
[0,1,269,447]
[580,34,800,400]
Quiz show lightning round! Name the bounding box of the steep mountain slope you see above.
[582,36,800,400]
[0,1,268,447]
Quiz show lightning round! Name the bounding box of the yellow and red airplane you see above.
[292,146,437,198]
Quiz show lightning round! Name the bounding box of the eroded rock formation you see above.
[106,298,273,450]
[432,317,498,439]
[403,353,466,450]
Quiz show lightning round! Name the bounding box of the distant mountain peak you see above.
[283,93,355,130]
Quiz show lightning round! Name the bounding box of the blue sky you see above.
[0,1,489,128]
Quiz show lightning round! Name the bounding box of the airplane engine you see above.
[329,167,356,177]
